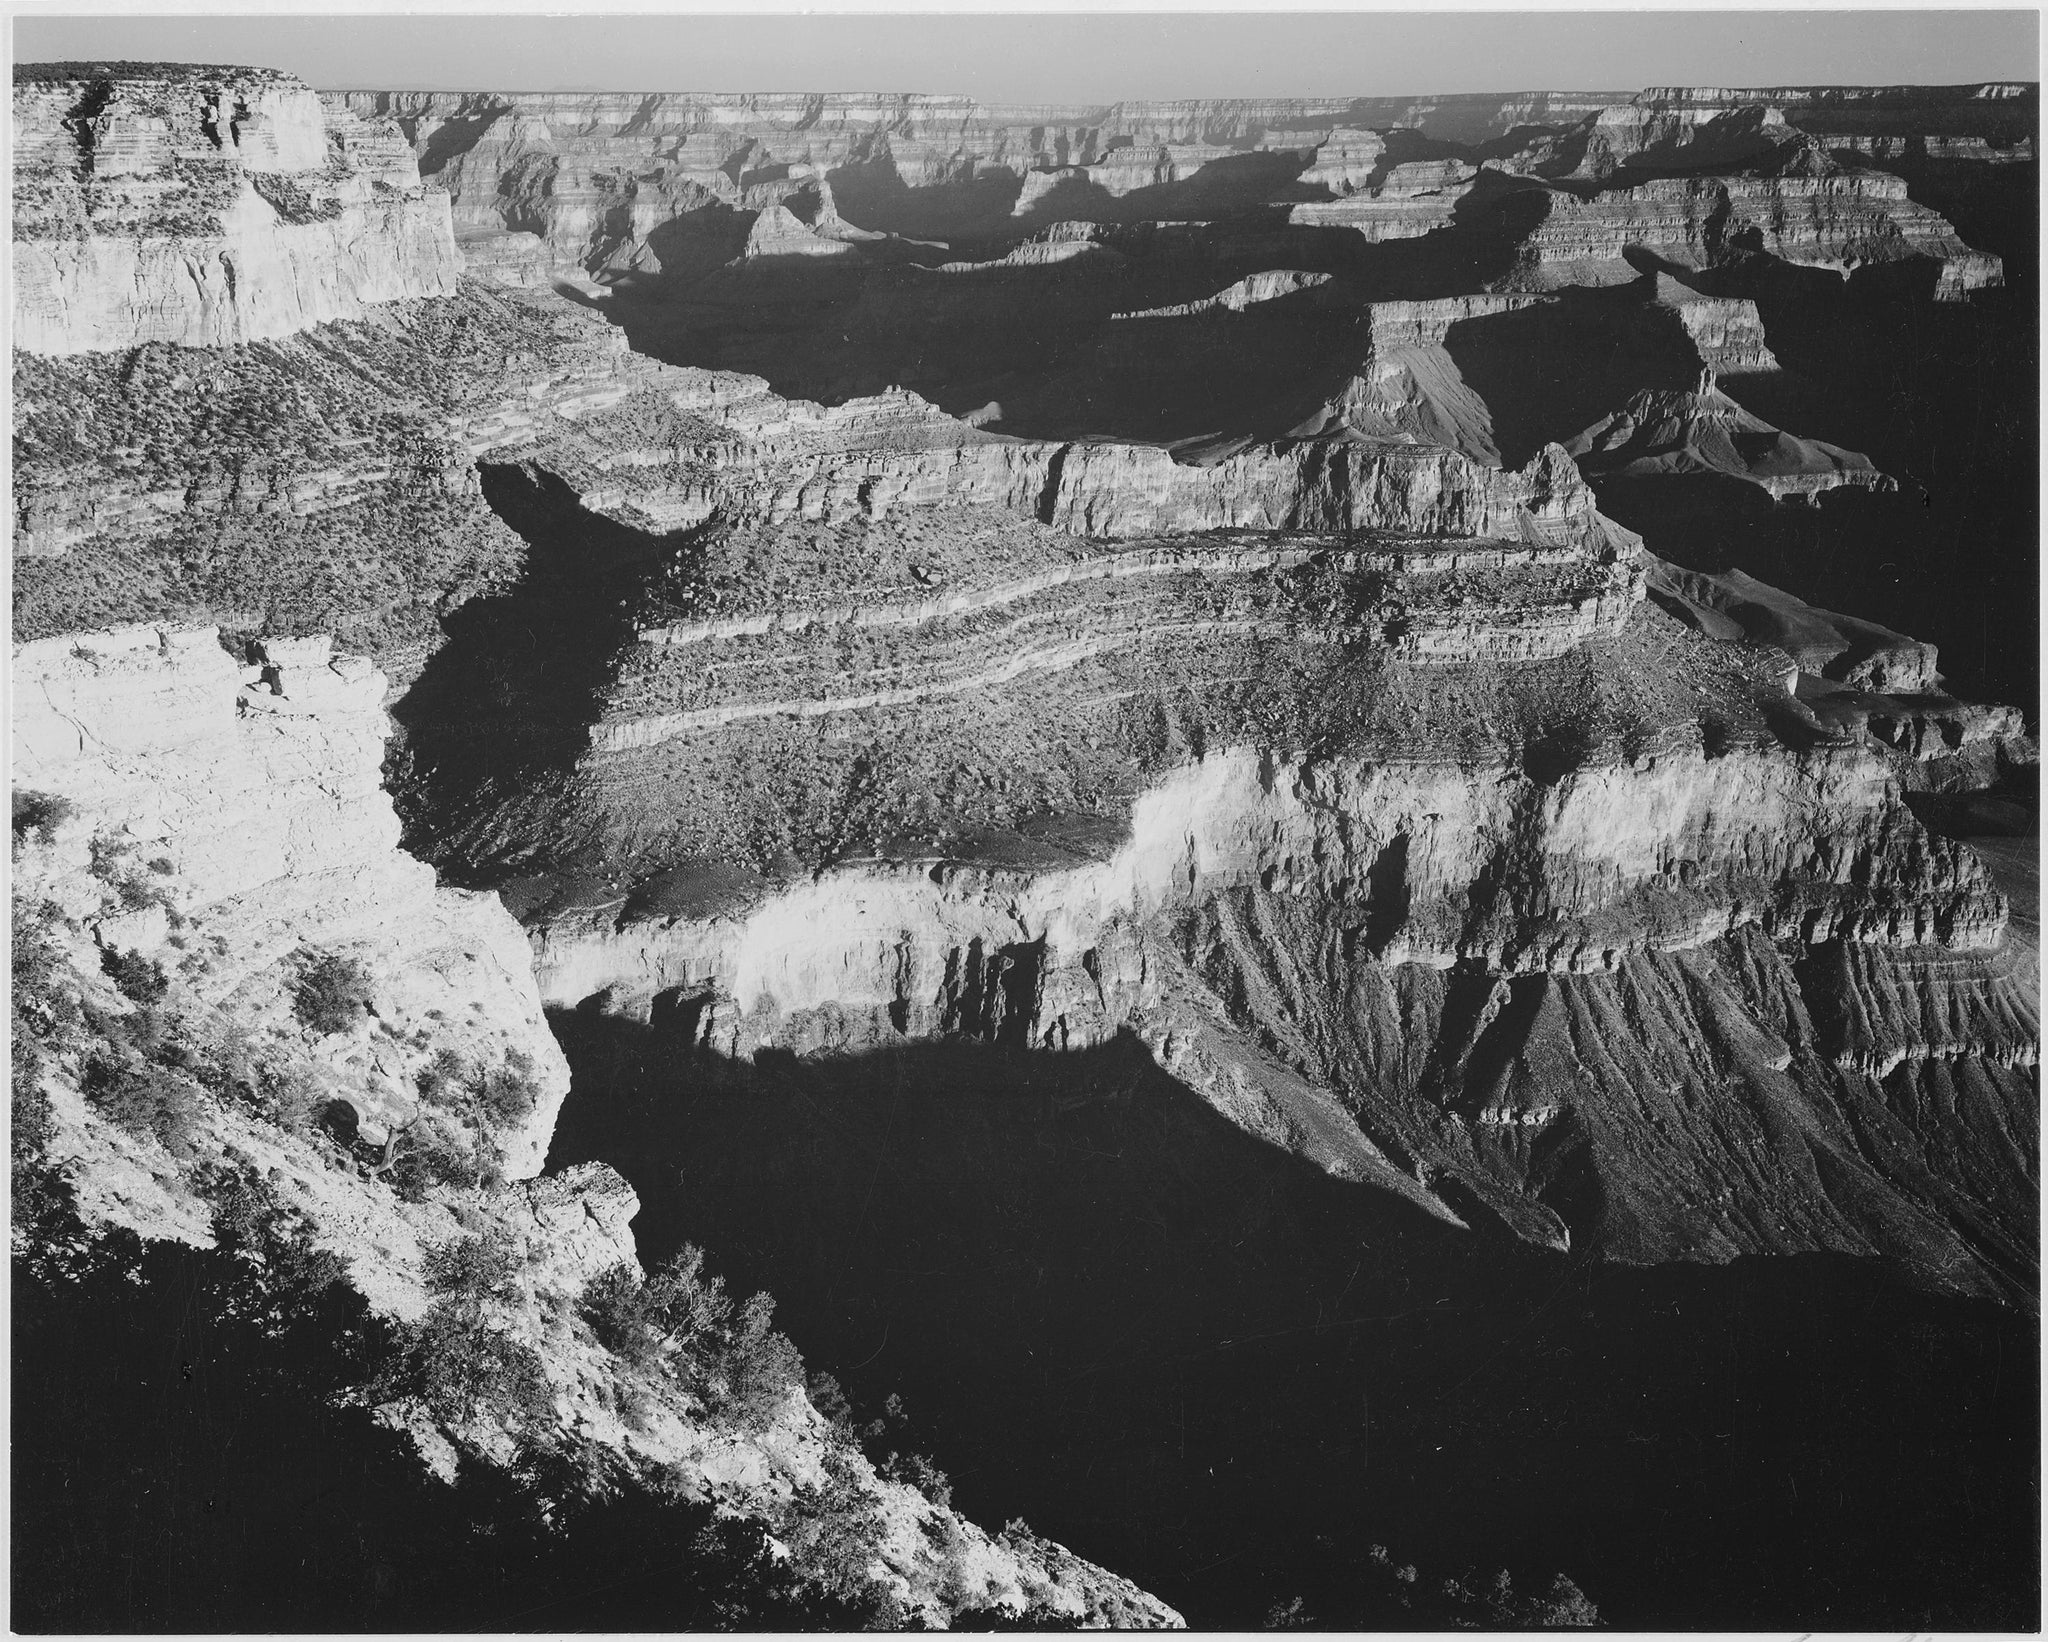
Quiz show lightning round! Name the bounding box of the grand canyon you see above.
[11,48,2038,1631]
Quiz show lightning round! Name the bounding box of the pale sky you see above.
[10,10,2040,100]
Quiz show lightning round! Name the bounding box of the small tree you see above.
[291,949,374,1035]
[11,790,74,848]
[79,1052,202,1157]
[379,1231,554,1431]
[100,946,168,1005]
[720,1290,804,1430]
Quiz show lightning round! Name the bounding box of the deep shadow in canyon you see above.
[1601,273,2038,712]
[598,187,1539,423]
[545,1012,2040,1631]
[387,462,688,884]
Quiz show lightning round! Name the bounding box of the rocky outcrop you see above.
[531,686,2030,1294]
[9,619,1181,1627]
[1646,560,2035,793]
[13,623,570,1174]
[1112,268,1338,319]
[1283,295,1542,460]
[1496,141,2004,298]
[14,64,460,355]
[1645,272,1778,374]
[1649,560,1935,690]
[1511,100,1796,181]
[1287,155,1478,241]
[1567,378,1892,500]
[525,361,1636,551]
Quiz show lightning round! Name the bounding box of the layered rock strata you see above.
[1497,140,2004,297]
[9,619,1180,1628]
[333,82,2019,310]
[1566,379,1892,500]
[14,65,460,354]
[530,614,2032,1296]
[597,537,1643,753]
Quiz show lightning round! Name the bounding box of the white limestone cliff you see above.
[14,65,460,354]
[14,623,570,1175]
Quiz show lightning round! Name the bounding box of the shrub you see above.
[777,1447,892,1612]
[1435,1565,1601,1628]
[379,1230,555,1431]
[193,1164,356,1338]
[12,790,74,846]
[581,1262,663,1365]
[185,1019,262,1108]
[718,1290,805,1429]
[291,949,374,1035]
[478,1060,542,1125]
[383,1130,474,1203]
[79,1052,203,1156]
[395,1301,555,1430]
[424,1232,520,1301]
[85,832,129,881]
[13,898,78,1042]
[880,1448,953,1508]
[1525,1574,1601,1627]
[415,1046,469,1101]
[807,1370,854,1431]
[114,870,171,912]
[100,946,168,1005]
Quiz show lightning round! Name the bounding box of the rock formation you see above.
[1566,377,1892,500]
[14,625,568,1176]
[10,617,1179,1628]
[327,81,2021,308]
[14,64,459,353]
[12,57,2038,1631]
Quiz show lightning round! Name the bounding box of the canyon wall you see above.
[13,623,571,1175]
[334,82,2021,299]
[14,65,460,354]
[9,619,1179,1627]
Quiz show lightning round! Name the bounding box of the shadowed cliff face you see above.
[1610,276,2040,710]
[387,462,679,881]
[543,1017,2040,1631]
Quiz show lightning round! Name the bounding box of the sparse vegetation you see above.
[79,1049,204,1157]
[12,898,76,1237]
[578,1243,807,1430]
[17,1188,883,1630]
[100,945,168,1004]
[12,285,616,666]
[773,1444,896,1615]
[12,789,75,846]
[291,948,375,1034]
[377,1230,555,1431]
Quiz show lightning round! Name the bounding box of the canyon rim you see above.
[9,12,2040,1632]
